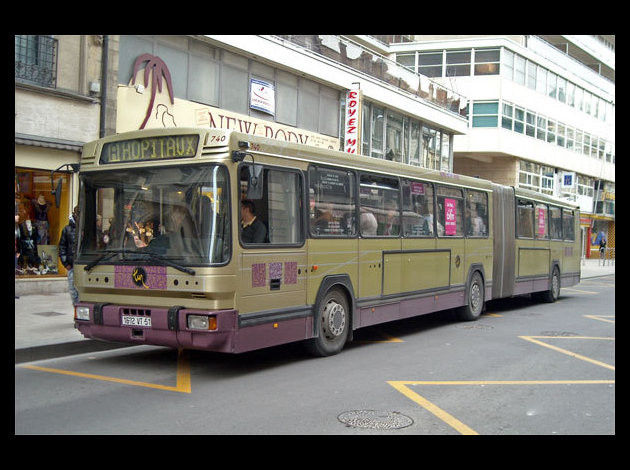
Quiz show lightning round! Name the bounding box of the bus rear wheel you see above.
[533,266,560,303]
[456,271,484,321]
[306,287,349,357]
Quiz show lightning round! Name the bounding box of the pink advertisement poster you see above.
[445,198,457,235]
[537,208,546,236]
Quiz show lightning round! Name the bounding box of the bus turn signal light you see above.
[187,314,217,331]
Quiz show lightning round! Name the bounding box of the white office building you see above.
[389,35,615,258]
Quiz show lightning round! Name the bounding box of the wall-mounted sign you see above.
[344,88,362,154]
[250,78,275,116]
[561,172,576,188]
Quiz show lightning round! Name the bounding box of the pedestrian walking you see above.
[59,206,79,305]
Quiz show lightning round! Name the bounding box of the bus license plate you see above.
[121,316,151,327]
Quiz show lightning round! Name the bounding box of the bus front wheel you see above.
[306,287,349,357]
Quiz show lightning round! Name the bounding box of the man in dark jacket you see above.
[240,199,267,244]
[59,206,79,305]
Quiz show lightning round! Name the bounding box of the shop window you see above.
[15,169,70,276]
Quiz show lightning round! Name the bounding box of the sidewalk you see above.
[14,258,615,364]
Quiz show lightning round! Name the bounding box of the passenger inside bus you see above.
[133,204,195,253]
[240,199,267,243]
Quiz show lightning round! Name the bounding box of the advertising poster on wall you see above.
[250,78,275,116]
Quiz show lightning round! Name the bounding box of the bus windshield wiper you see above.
[134,252,196,276]
[84,249,128,272]
[84,249,196,275]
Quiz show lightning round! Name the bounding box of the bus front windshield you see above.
[77,164,230,266]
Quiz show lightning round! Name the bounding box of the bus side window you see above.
[516,199,534,238]
[402,179,434,237]
[465,190,488,237]
[549,206,562,239]
[309,166,356,237]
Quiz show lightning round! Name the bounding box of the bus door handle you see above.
[270,278,281,290]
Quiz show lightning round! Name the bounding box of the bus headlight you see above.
[75,306,90,321]
[187,314,217,331]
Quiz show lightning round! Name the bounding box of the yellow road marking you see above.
[584,314,615,324]
[519,336,614,370]
[20,348,191,394]
[564,288,598,294]
[388,379,615,435]
[357,332,404,343]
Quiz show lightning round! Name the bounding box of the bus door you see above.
[436,186,466,290]
[399,180,445,295]
[358,174,402,300]
[237,165,307,318]
[464,188,492,294]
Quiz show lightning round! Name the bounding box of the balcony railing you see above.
[273,35,468,119]
[15,35,58,88]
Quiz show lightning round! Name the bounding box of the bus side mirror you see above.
[50,163,80,208]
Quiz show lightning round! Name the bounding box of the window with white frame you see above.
[474,49,500,75]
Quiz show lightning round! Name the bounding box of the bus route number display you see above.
[100,134,199,164]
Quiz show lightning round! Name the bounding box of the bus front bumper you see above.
[74,303,238,353]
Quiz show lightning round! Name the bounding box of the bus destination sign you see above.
[100,134,199,164]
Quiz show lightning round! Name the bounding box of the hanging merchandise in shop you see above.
[15,169,70,277]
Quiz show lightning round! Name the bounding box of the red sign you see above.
[344,89,361,154]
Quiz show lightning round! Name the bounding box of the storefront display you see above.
[15,168,70,277]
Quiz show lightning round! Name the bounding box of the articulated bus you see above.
[72,127,580,356]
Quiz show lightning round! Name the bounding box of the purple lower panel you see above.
[232,316,313,354]
[358,289,466,328]
[561,273,580,288]
[513,278,548,295]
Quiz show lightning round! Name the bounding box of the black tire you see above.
[533,266,560,303]
[305,287,350,357]
[456,271,484,321]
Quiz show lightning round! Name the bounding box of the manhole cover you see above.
[32,311,66,317]
[338,410,413,430]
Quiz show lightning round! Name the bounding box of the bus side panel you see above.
[306,238,359,306]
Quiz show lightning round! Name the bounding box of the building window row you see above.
[517,161,599,204]
[357,100,452,172]
[501,49,612,124]
[469,100,614,164]
[396,47,613,125]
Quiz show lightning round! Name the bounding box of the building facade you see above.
[15,34,614,296]
[15,35,119,294]
[390,35,615,259]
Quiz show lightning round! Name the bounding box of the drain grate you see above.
[338,410,413,430]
